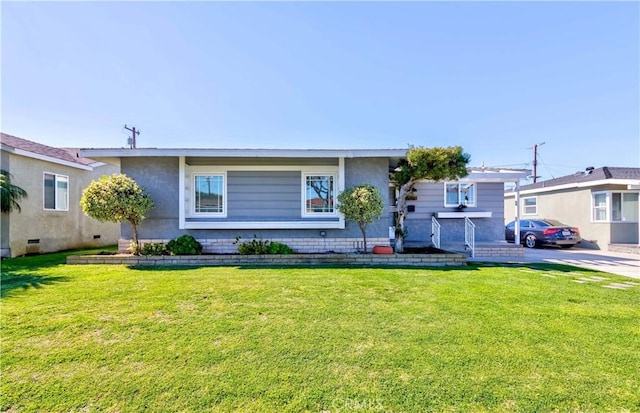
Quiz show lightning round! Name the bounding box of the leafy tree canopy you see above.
[80,174,153,247]
[337,184,384,253]
[393,146,470,186]
[1,169,28,213]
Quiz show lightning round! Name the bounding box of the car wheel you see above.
[524,234,538,249]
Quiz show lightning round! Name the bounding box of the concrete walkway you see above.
[469,247,640,279]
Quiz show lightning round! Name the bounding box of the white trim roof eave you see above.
[2,144,94,171]
[80,148,408,159]
[416,169,530,183]
[504,178,640,197]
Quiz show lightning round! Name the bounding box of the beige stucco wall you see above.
[2,152,120,257]
[505,184,639,250]
[1,150,11,257]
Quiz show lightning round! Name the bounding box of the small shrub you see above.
[167,235,203,255]
[235,236,270,255]
[129,241,140,255]
[141,242,169,256]
[268,242,293,255]
[233,236,294,255]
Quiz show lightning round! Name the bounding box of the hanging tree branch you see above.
[392,146,470,252]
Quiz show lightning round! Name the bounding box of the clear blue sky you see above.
[2,1,638,182]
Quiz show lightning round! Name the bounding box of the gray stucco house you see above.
[1,133,120,257]
[504,167,640,252]
[82,147,529,255]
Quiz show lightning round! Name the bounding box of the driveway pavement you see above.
[469,247,640,279]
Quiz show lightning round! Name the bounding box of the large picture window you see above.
[194,174,225,215]
[612,192,639,222]
[304,174,335,215]
[592,191,638,222]
[444,182,476,207]
[44,173,68,211]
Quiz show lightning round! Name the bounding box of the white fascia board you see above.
[4,147,93,171]
[463,170,530,182]
[81,148,408,159]
[183,221,346,230]
[506,179,640,196]
[436,211,493,219]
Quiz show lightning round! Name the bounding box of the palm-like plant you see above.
[1,169,27,213]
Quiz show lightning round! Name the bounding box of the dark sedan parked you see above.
[505,219,581,249]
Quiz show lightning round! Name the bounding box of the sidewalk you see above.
[468,247,640,279]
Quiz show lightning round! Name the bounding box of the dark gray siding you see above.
[227,171,300,219]
[121,157,180,240]
[405,181,506,243]
[345,157,390,240]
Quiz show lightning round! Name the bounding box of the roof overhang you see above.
[504,178,640,197]
[80,147,408,159]
[2,143,94,171]
[463,169,531,183]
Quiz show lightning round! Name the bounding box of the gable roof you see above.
[1,132,100,170]
[505,166,640,196]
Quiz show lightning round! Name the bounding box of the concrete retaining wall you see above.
[67,253,467,267]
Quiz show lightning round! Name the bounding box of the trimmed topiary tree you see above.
[337,184,384,254]
[392,146,470,252]
[80,174,154,253]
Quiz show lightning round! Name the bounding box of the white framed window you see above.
[444,182,476,207]
[193,173,226,216]
[612,192,639,222]
[593,191,639,222]
[523,197,537,215]
[303,173,336,216]
[43,173,68,211]
[592,192,607,222]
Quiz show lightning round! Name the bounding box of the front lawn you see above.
[2,252,639,412]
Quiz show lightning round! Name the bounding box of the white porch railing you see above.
[431,216,441,249]
[464,216,476,258]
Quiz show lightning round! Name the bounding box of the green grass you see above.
[2,251,639,412]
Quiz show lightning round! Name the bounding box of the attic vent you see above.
[27,239,40,244]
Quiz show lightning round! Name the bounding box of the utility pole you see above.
[532,142,545,183]
[124,125,140,149]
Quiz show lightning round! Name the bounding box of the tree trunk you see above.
[359,223,368,254]
[130,220,139,254]
[394,180,414,253]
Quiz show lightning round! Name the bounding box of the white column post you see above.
[338,157,345,229]
[178,156,185,230]
[514,180,521,243]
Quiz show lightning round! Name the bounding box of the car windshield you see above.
[531,220,552,227]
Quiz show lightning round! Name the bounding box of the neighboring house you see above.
[1,133,120,257]
[504,167,640,251]
[403,167,530,248]
[81,147,529,254]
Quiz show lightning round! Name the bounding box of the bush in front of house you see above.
[267,242,293,255]
[167,235,203,255]
[234,236,294,255]
[141,242,169,256]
